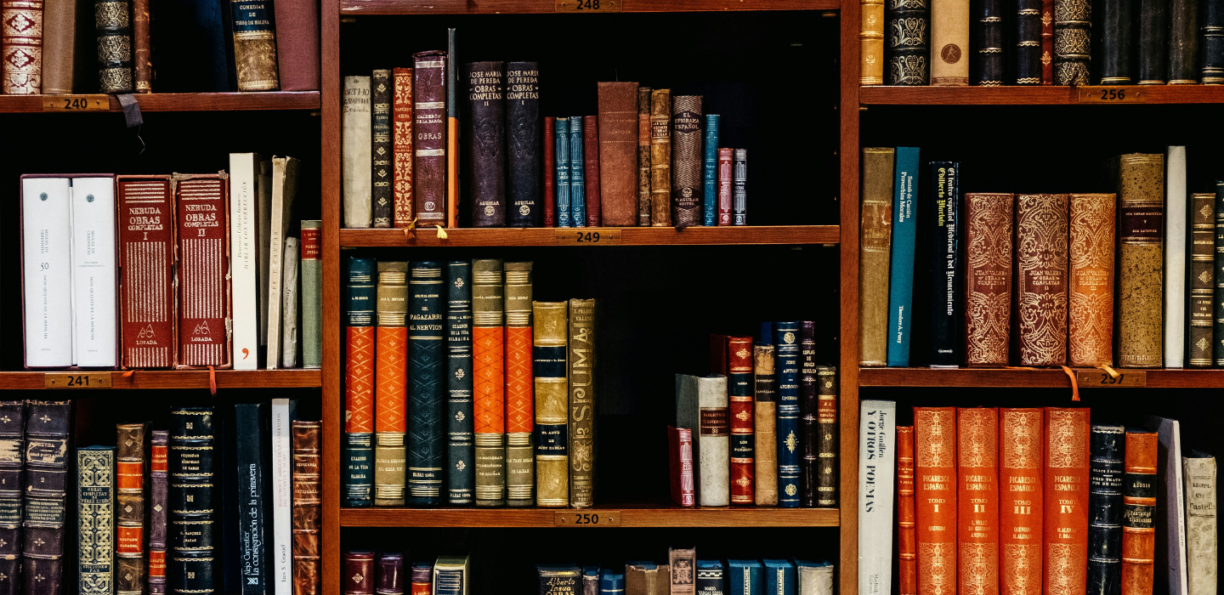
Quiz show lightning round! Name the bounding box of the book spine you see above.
[1042,0,1054,82]
[1016,194,1070,366]
[886,147,920,367]
[507,62,541,227]
[568,299,597,508]
[965,193,1014,366]
[1189,193,1215,367]
[504,263,534,507]
[1053,0,1091,83]
[754,339,778,506]
[414,51,448,226]
[1044,408,1091,595]
[40,0,70,94]
[345,257,377,507]
[281,238,300,368]
[638,86,653,226]
[230,155,260,370]
[1205,0,1224,82]
[733,149,748,226]
[467,61,507,228]
[78,447,115,595]
[375,263,409,507]
[96,0,132,92]
[1118,154,1166,368]
[860,149,895,367]
[408,263,445,506]
[0,403,21,595]
[669,426,695,507]
[265,157,298,370]
[799,326,818,507]
[671,95,704,227]
[957,408,999,595]
[999,409,1043,595]
[545,116,557,227]
[584,115,601,227]
[22,402,69,595]
[815,367,838,508]
[473,260,506,507]
[117,424,146,595]
[447,28,459,228]
[1100,0,1134,82]
[1169,0,1200,82]
[370,69,393,228]
[857,401,896,595]
[931,0,970,84]
[670,549,697,595]
[378,552,404,595]
[596,81,638,227]
[556,118,572,228]
[301,221,322,368]
[650,89,673,227]
[175,174,231,368]
[291,421,321,595]
[131,0,148,90]
[570,116,587,227]
[1016,0,1044,82]
[698,377,730,507]
[1088,425,1125,595]
[434,559,468,595]
[1069,194,1116,367]
[1122,430,1157,595]
[344,551,374,595]
[914,407,957,595]
[534,302,569,507]
[392,68,414,227]
[272,0,318,91]
[718,149,734,226]
[897,426,917,595]
[150,430,168,595]
[234,406,270,594]
[21,177,72,368]
[1167,146,1188,368]
[703,115,720,226]
[229,0,277,90]
[344,76,373,228]
[412,564,432,595]
[1181,455,1216,595]
[774,322,801,508]
[1138,0,1170,83]
[978,0,1004,84]
[169,407,216,595]
[928,162,960,367]
[887,0,930,84]
[271,399,293,595]
[446,261,475,506]
[1216,181,1224,366]
[729,336,755,505]
[70,176,118,368]
[861,0,885,83]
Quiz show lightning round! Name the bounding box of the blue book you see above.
[556,118,572,227]
[569,116,586,227]
[726,560,763,595]
[763,560,796,595]
[774,321,802,508]
[343,256,377,507]
[446,260,474,505]
[703,114,720,226]
[886,147,920,367]
[408,261,446,506]
[600,569,625,595]
[697,560,725,595]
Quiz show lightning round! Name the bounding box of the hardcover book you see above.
[1099,0,1133,82]
[1044,408,1091,595]
[650,89,672,227]
[638,87,652,226]
[1123,430,1158,595]
[0,402,21,595]
[897,426,916,595]
[379,552,404,595]
[150,430,168,595]
[1181,451,1216,595]
[473,259,506,507]
[234,404,272,594]
[977,0,1004,84]
[539,564,581,595]
[697,376,729,507]
[272,398,296,595]
[1205,0,1224,82]
[677,374,704,504]
[886,147,920,367]
[958,408,998,595]
[965,193,1014,366]
[41,0,72,94]
[447,260,475,505]
[999,408,1043,595]
[1053,0,1091,83]
[584,115,600,227]
[545,116,556,226]
[1169,0,1200,82]
[272,0,318,91]
[466,61,507,227]
[671,95,704,227]
[568,298,597,508]
[718,149,734,226]
[96,0,132,92]
[733,150,748,226]
[1138,0,1169,83]
[301,220,322,368]
[570,116,586,227]
[914,407,956,595]
[228,0,277,90]
[1166,146,1187,368]
[1216,182,1224,366]
[1069,193,1116,367]
[928,162,960,367]
[169,407,216,595]
[266,160,298,364]
[344,76,372,228]
[1189,193,1215,367]
[763,560,795,595]
[1,0,42,93]
[231,154,262,369]
[345,257,377,507]
[597,81,639,227]
[507,62,541,227]
[728,560,762,595]
[930,0,969,84]
[344,551,374,595]
[1117,154,1165,368]
[408,262,445,506]
[858,401,895,595]
[21,176,72,368]
[795,561,833,595]
[116,423,146,595]
[1043,0,1055,82]
[556,118,571,227]
[412,562,431,595]
[281,237,300,367]
[671,548,697,595]
[534,301,569,507]
[371,69,394,228]
[703,114,720,226]
[628,562,668,595]
[887,0,930,84]
[1015,194,1069,367]
[729,336,754,505]
[799,328,818,507]
[862,0,885,84]
[859,148,895,367]
[774,322,802,508]
[754,324,778,506]
[70,176,118,368]
[433,555,469,595]
[393,67,414,226]
[174,172,232,368]
[1146,416,1189,595]
[1088,425,1124,595]
[23,401,69,595]
[291,421,321,595]
[414,51,448,227]
[697,562,723,595]
[447,29,459,228]
[78,446,114,595]
[374,262,408,507]
[1016,0,1044,82]
[668,425,695,507]
[504,262,534,507]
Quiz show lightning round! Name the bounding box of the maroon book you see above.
[413,51,448,227]
[718,148,733,226]
[343,551,375,594]
[710,333,728,375]
[544,116,556,227]
[274,0,319,90]
[583,115,601,227]
[174,173,231,368]
[668,425,694,507]
[118,175,177,369]
[1041,0,1054,84]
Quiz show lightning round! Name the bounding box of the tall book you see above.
[1123,430,1158,595]
[267,157,300,369]
[345,257,377,507]
[117,424,146,595]
[1044,408,1091,595]
[545,116,557,226]
[117,176,176,368]
[169,407,216,595]
[999,409,1043,595]
[1169,0,1200,83]
[584,115,601,227]
[570,116,587,227]
[568,298,597,508]
[965,193,1015,366]
[407,262,445,506]
[281,237,301,367]
[597,81,639,226]
[1087,425,1124,595]
[929,162,960,367]
[291,421,321,595]
[41,0,71,94]
[930,0,969,84]
[392,67,414,227]
[1207,0,1224,82]
[977,0,1005,84]
[473,259,506,507]
[671,95,704,227]
[857,401,896,595]
[728,336,754,505]
[703,114,720,226]
[371,69,394,228]
[668,425,695,507]
[235,404,272,594]
[887,147,920,366]
[1189,194,1215,367]
[670,548,697,595]
[20,176,71,368]
[718,148,734,226]
[414,50,448,227]
[271,398,296,595]
[1181,451,1216,595]
[887,0,929,84]
[150,430,168,595]
[447,28,459,228]
[433,555,469,595]
[650,89,672,227]
[638,86,653,226]
[1166,146,1188,367]
[914,407,956,595]
[379,553,404,595]
[507,62,541,227]
[897,426,916,595]
[1216,182,1224,367]
[272,0,318,91]
[1069,193,1116,367]
[374,263,408,507]
[0,402,21,595]
[799,327,817,508]
[257,160,273,350]
[70,176,118,368]
[1042,0,1054,83]
[344,75,373,228]
[1016,0,1044,82]
[731,150,746,226]
[22,401,69,595]
[96,0,133,91]
[504,263,534,507]
[79,446,115,595]
[1099,0,1133,82]
[1053,0,1091,84]
[1146,416,1189,595]
[534,301,569,507]
[775,322,802,508]
[466,61,506,227]
[174,172,231,368]
[556,118,571,227]
[861,0,885,83]
[228,0,277,90]
[754,323,778,506]
[859,148,895,367]
[958,408,998,595]
[695,375,729,507]
[1015,194,1069,367]
[231,154,262,369]
[301,220,322,368]
[1117,154,1165,368]
[1,0,42,93]
[446,261,475,505]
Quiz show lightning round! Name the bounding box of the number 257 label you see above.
[555,0,620,11]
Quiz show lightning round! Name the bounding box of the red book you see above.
[1121,430,1157,595]
[668,425,695,507]
[1044,407,1090,595]
[999,408,1044,595]
[544,116,556,227]
[117,176,176,369]
[727,335,754,505]
[343,551,374,595]
[914,407,957,595]
[709,334,728,375]
[174,173,230,368]
[1041,0,1054,85]
[273,0,320,90]
[392,67,414,227]
[958,408,999,595]
[898,426,917,595]
[584,115,601,227]
[717,148,733,226]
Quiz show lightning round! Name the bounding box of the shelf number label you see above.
[1075,370,1146,387]
[1077,87,1146,103]
[42,95,109,112]
[554,229,622,245]
[554,511,621,526]
[554,0,620,11]
[45,373,112,389]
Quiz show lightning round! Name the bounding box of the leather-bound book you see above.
[1015,194,1069,366]
[568,299,597,508]
[729,336,755,505]
[887,0,930,84]
[733,149,748,226]
[1188,193,1214,367]
[1181,451,1216,595]
[414,51,448,227]
[649,89,672,227]
[1116,154,1165,368]
[671,96,704,227]
[1121,430,1157,595]
[447,29,459,228]
[539,565,581,595]
[78,446,115,595]
[174,173,232,368]
[374,262,408,507]
[1042,0,1054,83]
[504,263,534,507]
[957,408,999,595]
[234,404,272,593]
[545,117,556,226]
[1054,0,1091,84]
[467,61,507,227]
[473,259,506,507]
[862,0,886,83]
[799,326,818,507]
[668,426,694,507]
[408,263,445,506]
[1138,0,1169,83]
[229,0,278,90]
[446,261,474,505]
[977,0,1005,84]
[377,552,404,595]
[897,426,916,595]
[168,407,216,595]
[583,565,600,595]
[703,114,719,226]
[344,76,373,228]
[534,301,569,507]
[584,115,601,227]
[763,560,795,595]
[149,430,168,595]
[556,118,571,227]
[0,403,20,595]
[372,70,393,228]
[677,375,704,504]
[670,548,697,595]
[597,82,639,227]
[570,116,587,226]
[1205,0,1224,83]
[795,561,833,595]
[914,407,957,595]
[1099,0,1133,82]
[697,376,729,507]
[41,0,71,93]
[929,162,961,367]
[1,0,41,93]
[345,257,377,507]
[815,367,838,508]
[638,87,653,226]
[392,68,414,227]
[272,0,318,90]
[96,0,133,92]
[133,0,149,91]
[1069,193,1115,367]
[718,148,733,226]
[728,561,762,595]
[292,421,321,595]
[860,148,895,367]
[1015,0,1044,83]
[1088,425,1125,595]
[774,322,801,508]
[1169,0,1200,83]
[116,424,146,595]
[344,552,375,595]
[965,193,1014,366]
[754,324,778,506]
[410,563,431,595]
[1216,182,1224,366]
[1044,408,1091,595]
[507,62,541,227]
[931,0,969,84]
[117,176,176,369]
[22,401,69,595]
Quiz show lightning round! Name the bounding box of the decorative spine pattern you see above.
[407,262,445,506]
[0,402,21,595]
[392,68,414,227]
[898,426,917,595]
[649,89,672,227]
[1042,0,1055,83]
[116,423,146,595]
[964,193,1014,366]
[132,0,148,91]
[174,174,230,368]
[1121,430,1157,595]
[774,322,801,508]
[1204,0,1224,83]
[729,336,755,505]
[1189,193,1215,367]
[2,0,42,93]
[371,69,393,228]
[344,551,374,595]
[466,61,507,228]
[957,408,998,595]
[23,401,70,595]
[1016,0,1044,83]
[1015,194,1069,367]
[1215,181,1224,366]
[374,262,408,507]
[914,407,957,595]
[718,148,733,226]
[473,259,506,507]
[1043,408,1090,595]
[78,446,114,595]
[583,115,600,227]
[446,260,475,505]
[637,87,653,226]
[888,0,930,84]
[859,148,895,367]
[168,407,216,595]
[556,118,570,227]
[978,0,1004,84]
[753,326,778,506]
[412,50,448,226]
[815,367,838,508]
[534,302,569,507]
[862,0,886,83]
[568,299,597,509]
[671,95,703,227]
[703,114,720,227]
[228,0,278,91]
[95,0,132,92]
[799,326,818,508]
[149,430,168,595]
[345,257,377,507]
[1117,154,1165,368]
[733,149,748,226]
[569,116,586,227]
[1068,194,1115,367]
[545,116,556,226]
[1054,0,1092,84]
[504,262,534,507]
[291,421,321,595]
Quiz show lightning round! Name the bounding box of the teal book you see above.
[344,256,377,507]
[727,560,762,595]
[446,260,475,505]
[885,147,920,367]
[78,446,115,595]
[569,116,586,227]
[703,114,720,226]
[763,560,795,595]
[556,118,572,228]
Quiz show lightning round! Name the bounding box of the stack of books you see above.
[537,549,834,595]
[342,552,470,595]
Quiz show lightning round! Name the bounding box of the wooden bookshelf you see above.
[0,91,321,113]
[339,0,840,15]
[341,505,840,528]
[340,225,840,247]
[859,367,1224,388]
[0,370,321,390]
[859,85,1224,105]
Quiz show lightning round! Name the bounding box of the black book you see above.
[887,0,930,84]
[466,61,508,227]
[1214,181,1224,366]
[1204,0,1224,83]
[235,404,273,594]
[815,366,839,508]
[928,161,960,367]
[0,402,22,595]
[1138,0,1169,83]
[1088,425,1124,595]
[22,400,70,595]
[506,61,541,227]
[170,407,217,594]
[372,69,394,227]
[977,0,1005,84]
[1168,0,1200,82]
[1015,0,1044,83]
[1098,0,1134,82]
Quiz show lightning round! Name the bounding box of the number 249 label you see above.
[555,0,620,11]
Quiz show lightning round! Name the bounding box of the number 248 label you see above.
[555,0,620,11]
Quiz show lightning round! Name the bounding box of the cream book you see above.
[266,156,299,369]
[281,237,300,369]
[70,176,117,368]
[22,176,74,368]
[230,153,261,369]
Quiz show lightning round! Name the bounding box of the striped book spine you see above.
[344,257,377,507]
[534,302,569,507]
[504,262,535,507]
[118,176,175,368]
[408,262,445,506]
[392,67,414,227]
[446,260,475,505]
[374,262,408,507]
[174,173,231,367]
[774,321,802,508]
[473,259,506,507]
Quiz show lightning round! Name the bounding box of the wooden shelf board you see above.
[859,367,1224,388]
[340,505,839,528]
[0,92,321,113]
[859,85,1224,105]
[340,0,838,15]
[340,225,840,247]
[0,369,321,390]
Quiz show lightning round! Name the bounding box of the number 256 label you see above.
[555,0,620,11]
[1077,87,1146,103]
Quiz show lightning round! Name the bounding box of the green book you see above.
[301,220,322,368]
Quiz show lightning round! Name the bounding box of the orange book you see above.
[374,261,408,506]
[897,425,917,595]
[375,326,407,435]
[346,326,376,434]
[958,408,999,595]
[1044,407,1091,595]
[999,408,1043,595]
[474,326,506,436]
[1121,430,1157,595]
[914,407,957,595]
[505,326,533,436]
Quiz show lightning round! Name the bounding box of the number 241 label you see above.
[555,0,620,11]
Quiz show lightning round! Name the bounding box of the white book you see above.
[22,176,73,368]
[796,561,834,595]
[1148,415,1189,595]
[1166,146,1186,367]
[271,397,297,595]
[343,75,372,228]
[1182,452,1217,595]
[697,375,729,507]
[258,158,272,347]
[266,157,299,369]
[280,237,300,368]
[230,153,261,369]
[69,177,117,368]
[858,400,896,595]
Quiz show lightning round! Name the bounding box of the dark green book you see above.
[408,262,445,506]
[447,260,475,505]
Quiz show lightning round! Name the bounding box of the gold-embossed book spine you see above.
[1116,154,1165,368]
[861,0,885,83]
[860,148,895,367]
[568,298,596,509]
[965,193,1015,366]
[229,0,279,91]
[1015,194,1069,367]
[650,89,672,227]
[1189,193,1215,367]
[533,301,568,507]
[1069,193,1115,367]
[1,0,43,93]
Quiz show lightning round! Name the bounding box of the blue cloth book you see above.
[886,147,920,367]
[703,114,720,226]
[763,560,796,595]
[343,256,377,507]
[697,560,725,595]
[556,118,572,227]
[774,321,802,508]
[599,569,624,595]
[446,260,475,505]
[569,116,586,227]
[727,560,763,595]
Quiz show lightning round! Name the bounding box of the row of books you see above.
[538,553,834,595]
[859,147,1224,369]
[343,56,749,230]
[19,156,320,370]
[856,402,1218,595]
[343,258,598,508]
[342,553,469,595]
[861,0,1224,85]
[0,0,318,94]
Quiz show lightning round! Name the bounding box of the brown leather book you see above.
[999,408,1043,595]
[414,51,448,227]
[1121,430,1157,595]
[292,420,322,595]
[860,148,895,367]
[1188,193,1215,367]
[671,95,704,227]
[273,0,319,90]
[753,341,778,506]
[392,68,414,227]
[1015,194,1069,367]
[597,81,639,227]
[41,0,73,94]
[897,425,917,595]
[1068,193,1116,367]
[957,408,999,595]
[637,86,652,226]
[1043,407,1090,595]
[649,89,672,227]
[230,0,279,91]
[1116,154,1165,368]
[914,407,957,595]
[860,0,885,83]
[965,193,1015,366]
[584,115,601,227]
[132,0,150,91]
